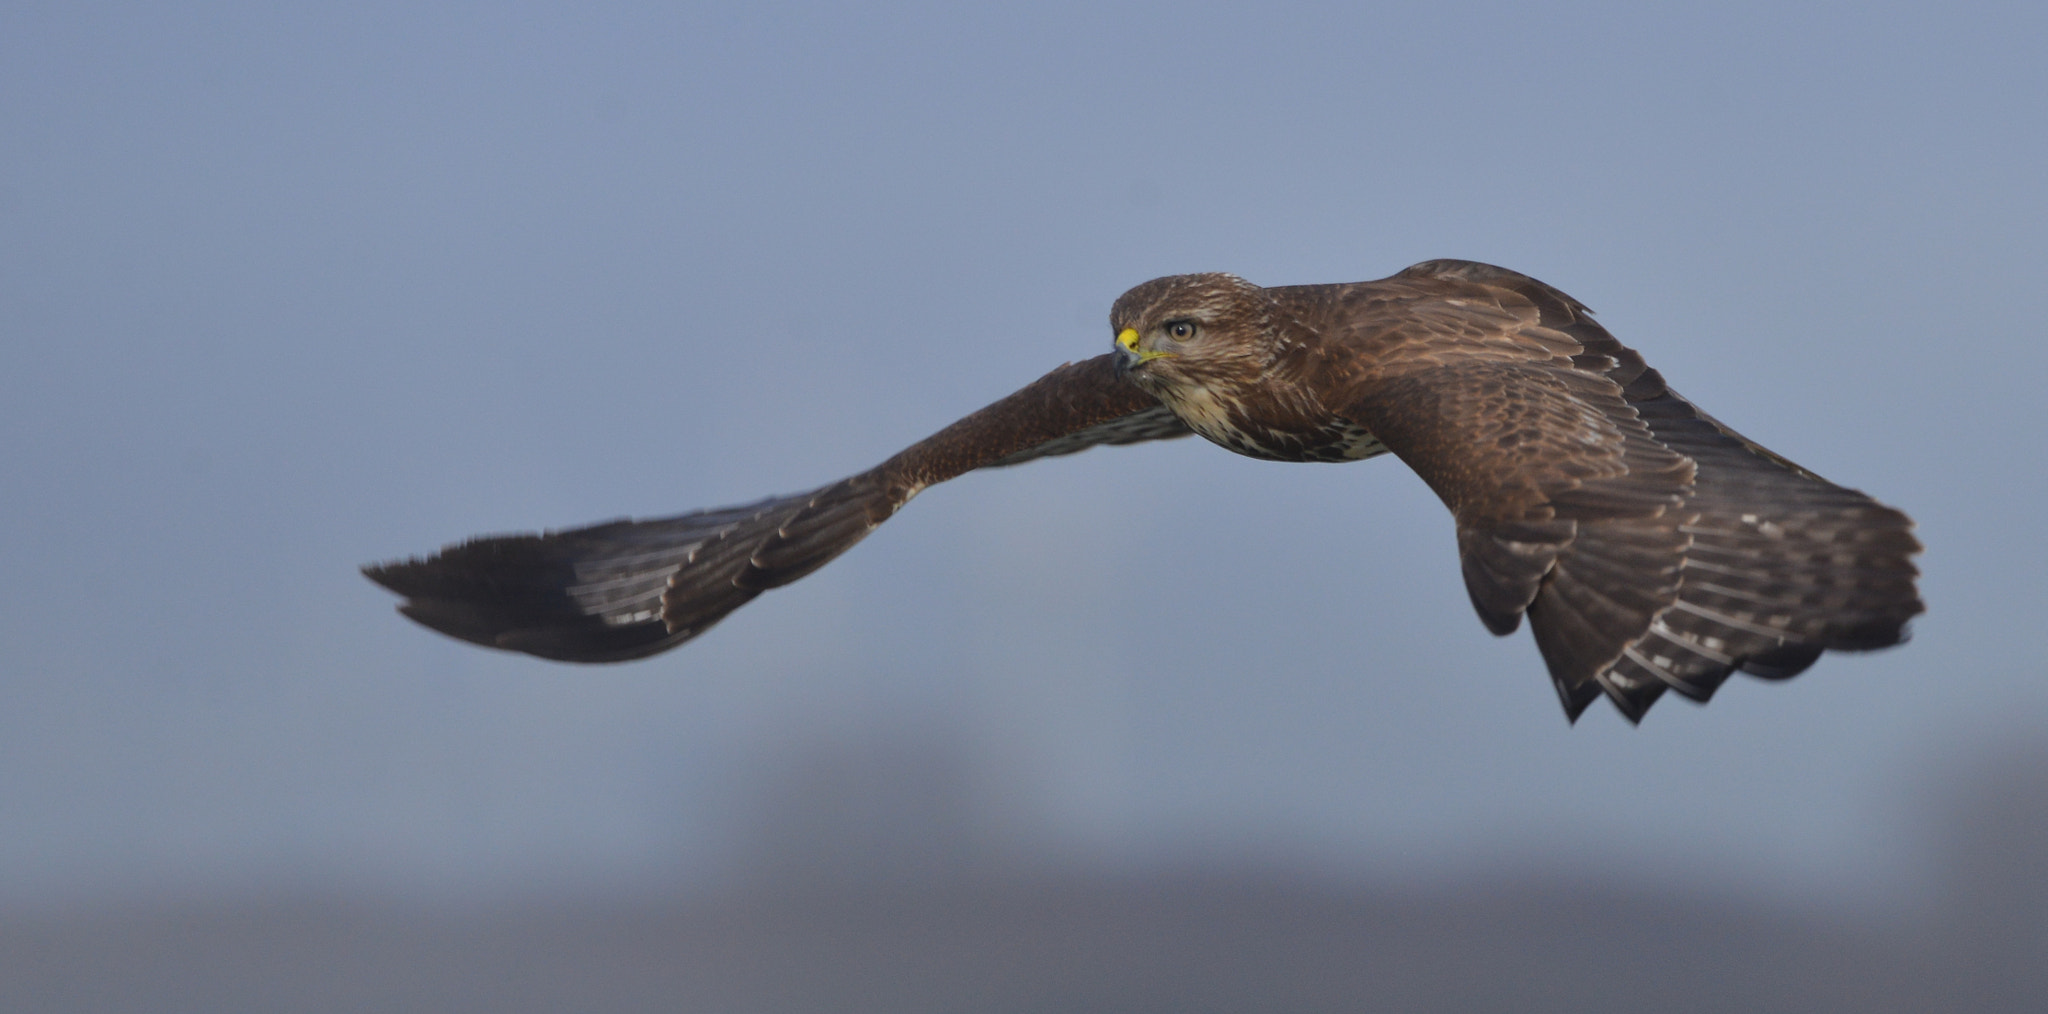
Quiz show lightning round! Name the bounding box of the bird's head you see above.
[1109,272,1280,391]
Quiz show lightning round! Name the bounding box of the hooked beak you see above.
[1113,327,1173,378]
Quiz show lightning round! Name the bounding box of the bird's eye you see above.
[1166,320,1197,341]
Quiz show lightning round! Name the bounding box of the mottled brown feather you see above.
[1301,261,1916,721]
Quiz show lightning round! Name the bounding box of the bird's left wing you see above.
[364,353,1188,662]
[1335,260,1921,722]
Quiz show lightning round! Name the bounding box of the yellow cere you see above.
[1116,327,1173,363]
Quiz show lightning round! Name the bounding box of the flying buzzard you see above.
[364,260,1922,722]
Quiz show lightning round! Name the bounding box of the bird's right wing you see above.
[363,353,1189,662]
[984,403,1190,467]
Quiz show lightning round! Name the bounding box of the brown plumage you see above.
[364,260,1922,723]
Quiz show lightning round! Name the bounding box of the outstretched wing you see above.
[363,353,1188,661]
[1339,260,1922,722]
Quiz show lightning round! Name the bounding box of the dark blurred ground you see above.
[5,872,2041,1013]
[6,739,2042,1013]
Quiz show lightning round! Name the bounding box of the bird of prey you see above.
[365,259,1922,723]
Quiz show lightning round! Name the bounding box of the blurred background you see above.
[4,1,2044,1009]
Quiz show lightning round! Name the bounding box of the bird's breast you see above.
[1157,382,1387,464]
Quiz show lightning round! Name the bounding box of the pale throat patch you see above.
[1154,383,1239,442]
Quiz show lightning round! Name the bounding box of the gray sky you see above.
[3,0,2044,911]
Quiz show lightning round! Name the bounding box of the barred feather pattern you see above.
[1537,390,1922,722]
[1314,260,1921,722]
